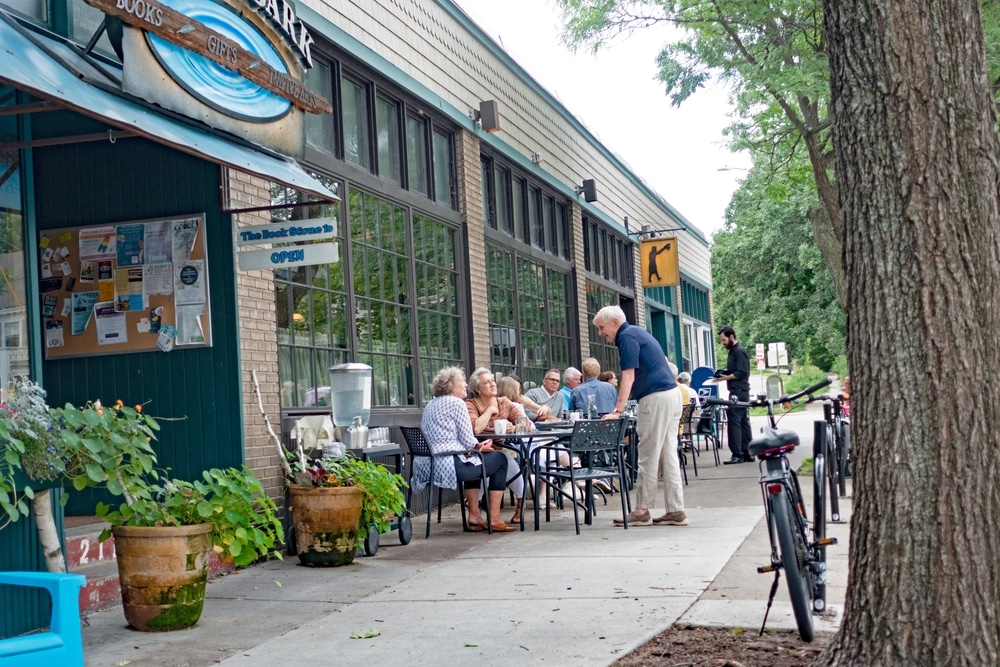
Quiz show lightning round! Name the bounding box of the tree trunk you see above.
[807,203,845,307]
[32,490,66,573]
[820,1,1000,664]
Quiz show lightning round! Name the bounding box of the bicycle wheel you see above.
[837,420,850,495]
[770,488,815,642]
[826,424,841,522]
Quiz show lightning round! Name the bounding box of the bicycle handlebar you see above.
[702,378,832,409]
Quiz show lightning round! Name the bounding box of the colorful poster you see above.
[116,224,145,266]
[79,226,116,260]
[113,267,144,312]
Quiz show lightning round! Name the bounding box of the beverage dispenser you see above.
[329,363,372,448]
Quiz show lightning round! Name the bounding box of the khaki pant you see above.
[635,388,684,513]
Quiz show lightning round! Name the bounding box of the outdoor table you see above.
[475,428,575,531]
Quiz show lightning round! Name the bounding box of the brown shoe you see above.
[653,511,689,526]
[613,510,652,526]
[490,521,517,532]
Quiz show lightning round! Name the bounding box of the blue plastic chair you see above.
[0,571,86,667]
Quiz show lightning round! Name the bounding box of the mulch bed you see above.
[613,625,832,666]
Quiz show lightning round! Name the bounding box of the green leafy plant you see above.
[288,454,406,540]
[96,466,284,567]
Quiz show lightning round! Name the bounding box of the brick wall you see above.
[227,169,286,502]
[455,129,490,370]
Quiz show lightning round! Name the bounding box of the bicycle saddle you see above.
[748,426,800,459]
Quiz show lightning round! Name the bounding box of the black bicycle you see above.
[815,392,850,520]
[705,378,837,642]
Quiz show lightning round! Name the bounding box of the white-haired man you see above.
[593,305,686,527]
[559,366,583,413]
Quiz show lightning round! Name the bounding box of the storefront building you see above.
[0,0,713,634]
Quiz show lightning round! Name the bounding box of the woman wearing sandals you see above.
[466,368,526,525]
[419,367,516,532]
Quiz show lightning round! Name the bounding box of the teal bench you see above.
[0,572,86,667]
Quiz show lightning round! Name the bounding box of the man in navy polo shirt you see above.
[594,305,687,527]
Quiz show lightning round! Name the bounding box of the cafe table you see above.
[474,424,576,531]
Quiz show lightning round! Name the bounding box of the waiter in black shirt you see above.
[716,325,753,464]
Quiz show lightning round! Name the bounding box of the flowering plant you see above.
[287,453,407,540]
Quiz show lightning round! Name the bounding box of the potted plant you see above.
[286,453,407,567]
[53,398,285,632]
[96,466,283,631]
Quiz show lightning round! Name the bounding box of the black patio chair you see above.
[691,403,722,466]
[678,402,698,482]
[400,426,491,538]
[531,418,630,534]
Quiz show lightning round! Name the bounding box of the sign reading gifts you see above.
[236,218,340,270]
[85,0,330,155]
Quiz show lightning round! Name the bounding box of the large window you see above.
[405,115,428,196]
[275,183,461,410]
[583,217,633,290]
[341,76,371,169]
[486,246,573,386]
[586,282,620,372]
[481,156,569,260]
[375,97,401,183]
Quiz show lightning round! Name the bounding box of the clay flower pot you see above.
[288,485,363,566]
[112,524,213,631]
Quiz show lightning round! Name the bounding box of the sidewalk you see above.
[80,402,850,666]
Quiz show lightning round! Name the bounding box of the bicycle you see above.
[705,378,837,642]
[815,392,851,520]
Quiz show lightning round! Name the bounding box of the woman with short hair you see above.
[418,366,515,532]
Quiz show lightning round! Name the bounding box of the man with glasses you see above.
[526,369,567,420]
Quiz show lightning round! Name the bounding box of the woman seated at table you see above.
[419,366,516,532]
[467,368,526,524]
[498,374,556,422]
[497,375,572,508]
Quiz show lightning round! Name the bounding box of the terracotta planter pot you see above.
[288,485,363,566]
[112,524,213,632]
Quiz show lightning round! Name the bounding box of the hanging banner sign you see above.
[238,242,339,270]
[237,218,337,247]
[639,236,679,288]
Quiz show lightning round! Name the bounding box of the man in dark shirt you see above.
[716,325,753,464]
[594,305,687,527]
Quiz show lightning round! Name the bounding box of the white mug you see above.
[493,419,509,434]
[569,411,583,422]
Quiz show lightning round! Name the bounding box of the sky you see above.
[453,0,752,237]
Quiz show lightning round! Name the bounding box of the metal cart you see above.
[349,443,413,555]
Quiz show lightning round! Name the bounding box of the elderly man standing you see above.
[594,305,686,527]
[560,367,583,412]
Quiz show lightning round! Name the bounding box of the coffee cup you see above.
[569,411,583,422]
[493,419,509,434]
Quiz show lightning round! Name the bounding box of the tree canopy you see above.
[711,170,843,370]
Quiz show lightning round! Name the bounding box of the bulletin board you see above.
[40,213,213,359]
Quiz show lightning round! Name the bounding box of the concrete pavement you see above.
[80,400,850,666]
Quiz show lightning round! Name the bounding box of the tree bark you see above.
[820,0,1000,664]
[32,490,66,573]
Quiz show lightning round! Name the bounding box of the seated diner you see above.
[418,366,515,532]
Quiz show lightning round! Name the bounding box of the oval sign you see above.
[146,0,291,122]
